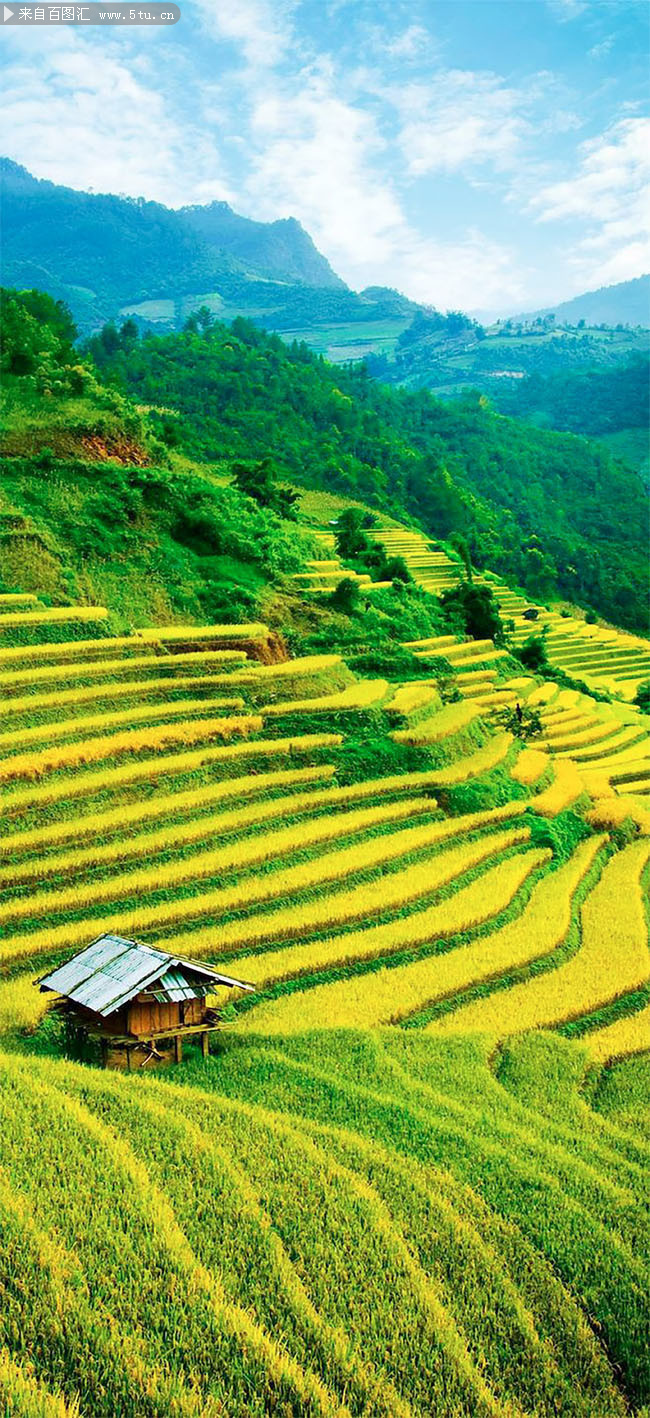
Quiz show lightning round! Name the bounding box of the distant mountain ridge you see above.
[519,276,650,329]
[178,199,344,290]
[0,158,346,330]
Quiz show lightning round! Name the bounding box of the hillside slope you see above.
[523,274,650,328]
[86,311,649,633]
[0,1028,647,1417]
[0,159,344,331]
[0,290,649,1418]
[0,589,648,1415]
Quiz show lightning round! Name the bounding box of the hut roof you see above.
[37,934,253,1018]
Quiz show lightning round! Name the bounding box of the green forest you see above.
[84,309,648,632]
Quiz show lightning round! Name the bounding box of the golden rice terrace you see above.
[0,580,648,1418]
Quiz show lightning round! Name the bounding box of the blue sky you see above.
[1,0,648,312]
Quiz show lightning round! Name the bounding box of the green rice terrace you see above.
[0,569,648,1417]
[0,287,649,1418]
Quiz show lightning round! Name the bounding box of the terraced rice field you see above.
[0,1031,646,1417]
[0,587,648,1417]
[1,594,648,1033]
[499,585,650,699]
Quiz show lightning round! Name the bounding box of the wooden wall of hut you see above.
[126,995,206,1037]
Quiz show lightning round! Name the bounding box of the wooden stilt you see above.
[174,1034,183,1064]
[201,1031,210,1060]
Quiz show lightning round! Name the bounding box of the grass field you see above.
[0,564,648,1417]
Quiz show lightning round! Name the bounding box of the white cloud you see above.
[384,25,432,61]
[0,31,232,205]
[530,116,650,287]
[531,116,649,223]
[588,35,615,60]
[245,63,403,266]
[189,0,296,69]
[240,63,524,309]
[394,70,529,177]
[547,0,590,19]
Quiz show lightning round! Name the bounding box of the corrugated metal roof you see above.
[37,934,254,1016]
[149,967,211,1004]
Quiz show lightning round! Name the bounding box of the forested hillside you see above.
[86,312,649,632]
[0,160,415,339]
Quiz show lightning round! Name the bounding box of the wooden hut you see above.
[36,933,254,1070]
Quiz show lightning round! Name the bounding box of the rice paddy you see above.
[0,571,648,1418]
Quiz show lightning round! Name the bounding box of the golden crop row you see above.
[164,809,529,960]
[0,774,438,888]
[528,684,560,706]
[0,695,246,755]
[0,971,50,1041]
[586,1001,650,1063]
[0,1059,342,1418]
[226,655,344,685]
[261,679,388,716]
[0,764,336,858]
[135,620,269,643]
[0,809,525,967]
[533,760,585,817]
[511,748,549,787]
[17,808,523,971]
[433,839,649,1038]
[3,799,493,964]
[238,848,548,1034]
[0,647,247,692]
[0,1347,79,1418]
[0,606,109,631]
[582,740,650,774]
[555,728,646,762]
[541,722,620,751]
[392,700,479,746]
[0,796,439,927]
[234,838,547,989]
[2,732,342,814]
[0,715,262,784]
[0,632,148,665]
[423,836,605,1035]
[424,734,513,786]
[403,635,458,650]
[585,794,650,834]
[2,671,248,721]
[387,683,441,720]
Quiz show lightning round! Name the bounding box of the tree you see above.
[331,577,361,615]
[334,508,371,559]
[231,458,299,520]
[517,634,549,673]
[634,680,650,715]
[384,556,411,584]
[441,582,504,644]
[120,318,139,348]
[449,532,473,582]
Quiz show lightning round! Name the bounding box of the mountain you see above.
[0,158,346,331]
[179,200,344,289]
[521,276,650,329]
[0,160,426,345]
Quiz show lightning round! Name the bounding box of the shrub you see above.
[330,577,362,615]
[634,679,650,714]
[517,634,549,673]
